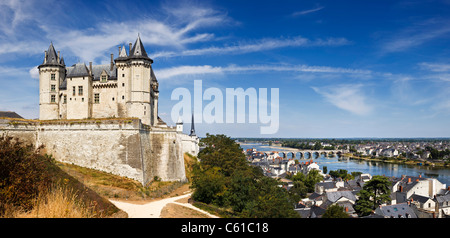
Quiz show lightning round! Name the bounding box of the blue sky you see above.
[1,0,450,138]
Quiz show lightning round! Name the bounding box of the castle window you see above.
[94,93,100,104]
[122,95,124,100]
[122,83,125,87]
[101,75,107,82]
[51,74,55,80]
[78,86,83,96]
[63,95,67,104]
[122,74,125,77]
[51,95,56,103]
[72,86,76,96]
[112,97,115,101]
[51,84,56,92]
[82,98,84,102]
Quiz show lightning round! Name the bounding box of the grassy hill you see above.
[0,135,195,218]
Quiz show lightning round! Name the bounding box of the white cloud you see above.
[418,62,450,72]
[157,65,223,80]
[153,36,351,58]
[311,84,373,116]
[380,18,450,54]
[29,66,39,79]
[291,6,325,17]
[0,1,231,64]
[156,63,371,80]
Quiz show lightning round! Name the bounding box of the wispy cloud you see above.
[0,1,231,63]
[156,64,371,80]
[380,18,450,54]
[418,62,450,72]
[154,36,351,58]
[311,84,373,116]
[291,6,324,17]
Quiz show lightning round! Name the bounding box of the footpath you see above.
[110,193,219,218]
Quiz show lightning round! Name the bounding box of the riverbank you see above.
[342,153,450,169]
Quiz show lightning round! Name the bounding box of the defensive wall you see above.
[0,117,187,185]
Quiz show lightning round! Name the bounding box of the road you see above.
[110,193,219,218]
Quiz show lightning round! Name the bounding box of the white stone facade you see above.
[38,36,159,126]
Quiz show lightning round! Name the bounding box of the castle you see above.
[0,36,198,185]
[39,35,159,126]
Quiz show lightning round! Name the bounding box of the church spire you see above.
[189,113,196,137]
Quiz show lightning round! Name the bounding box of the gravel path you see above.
[110,193,219,218]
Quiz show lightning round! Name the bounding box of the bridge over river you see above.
[258,149,346,159]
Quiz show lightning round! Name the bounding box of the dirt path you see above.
[110,193,219,218]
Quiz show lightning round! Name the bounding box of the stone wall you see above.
[0,118,187,185]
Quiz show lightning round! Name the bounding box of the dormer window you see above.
[100,70,108,83]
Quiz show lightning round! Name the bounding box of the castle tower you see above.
[38,43,65,120]
[66,62,93,119]
[115,35,158,126]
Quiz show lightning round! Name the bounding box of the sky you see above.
[1,0,450,138]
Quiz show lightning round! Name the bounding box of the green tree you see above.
[240,177,300,218]
[354,175,391,217]
[191,134,299,218]
[323,166,328,175]
[225,168,262,213]
[322,204,349,218]
[288,180,308,203]
[304,169,323,193]
[191,166,228,206]
[197,134,247,176]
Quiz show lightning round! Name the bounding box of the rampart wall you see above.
[0,118,187,185]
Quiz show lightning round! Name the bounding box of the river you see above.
[239,142,450,186]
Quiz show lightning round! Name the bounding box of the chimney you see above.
[57,51,60,62]
[345,207,348,213]
[129,43,132,55]
[408,177,411,183]
[419,174,422,178]
[110,53,114,71]
[119,46,121,54]
[44,51,47,63]
[89,62,92,76]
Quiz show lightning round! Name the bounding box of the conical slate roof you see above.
[115,45,129,61]
[40,42,63,67]
[129,35,153,62]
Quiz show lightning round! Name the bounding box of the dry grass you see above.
[15,183,97,218]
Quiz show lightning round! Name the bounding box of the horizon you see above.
[1,0,450,138]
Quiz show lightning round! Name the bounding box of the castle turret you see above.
[118,35,156,126]
[38,42,65,120]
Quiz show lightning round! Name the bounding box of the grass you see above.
[56,161,189,201]
[0,134,195,218]
[15,182,97,218]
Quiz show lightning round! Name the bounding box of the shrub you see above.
[0,136,52,215]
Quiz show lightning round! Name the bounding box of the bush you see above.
[0,136,52,215]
